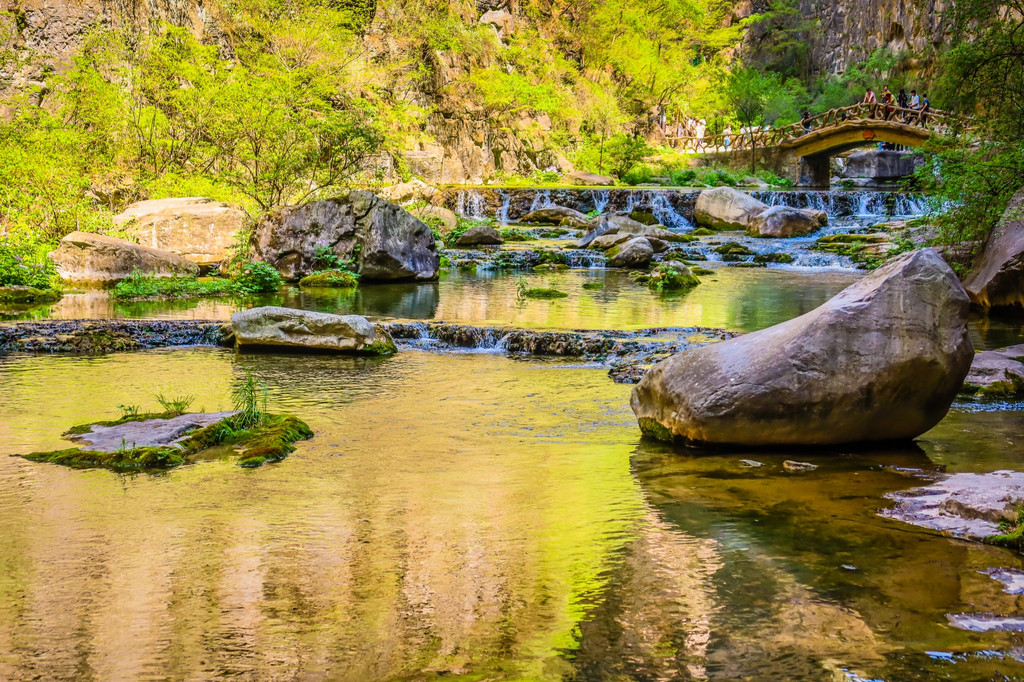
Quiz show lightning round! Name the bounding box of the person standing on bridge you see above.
[881,86,895,120]
[897,88,909,121]
[919,94,931,125]
[910,90,920,109]
[723,124,732,151]
[863,88,878,119]
[801,111,813,135]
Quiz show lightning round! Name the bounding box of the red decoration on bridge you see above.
[862,130,876,140]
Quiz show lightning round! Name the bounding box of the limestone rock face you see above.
[841,150,921,181]
[631,249,973,446]
[113,197,246,264]
[252,191,439,282]
[232,307,396,354]
[50,231,199,286]
[694,187,768,231]
[607,238,654,269]
[748,206,827,238]
[521,206,592,228]
[963,188,1024,309]
[377,179,440,205]
[456,225,504,246]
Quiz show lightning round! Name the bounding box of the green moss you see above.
[0,286,62,305]
[21,413,314,472]
[637,418,675,442]
[111,274,237,301]
[986,505,1024,552]
[691,266,715,276]
[648,263,700,290]
[523,287,568,299]
[500,229,534,242]
[753,252,796,264]
[691,228,715,236]
[816,233,887,244]
[713,242,754,260]
[539,228,570,238]
[533,263,569,271]
[582,281,604,290]
[729,262,766,268]
[363,326,398,356]
[298,269,359,288]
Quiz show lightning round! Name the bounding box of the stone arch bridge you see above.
[667,103,968,187]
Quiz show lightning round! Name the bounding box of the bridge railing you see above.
[665,103,969,153]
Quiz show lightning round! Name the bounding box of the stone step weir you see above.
[0,319,734,364]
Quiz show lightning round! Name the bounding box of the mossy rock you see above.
[298,270,359,288]
[366,324,398,356]
[522,288,568,299]
[728,261,766,268]
[816,233,888,245]
[713,242,755,262]
[648,263,700,290]
[533,263,570,271]
[0,286,63,305]
[500,230,534,242]
[540,228,570,238]
[691,266,715,276]
[690,228,715,236]
[21,413,313,472]
[582,281,604,290]
[753,252,796,264]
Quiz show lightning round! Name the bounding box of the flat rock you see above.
[783,460,819,472]
[113,197,246,265]
[962,345,1024,396]
[232,306,396,354]
[881,470,1024,540]
[694,187,768,231]
[748,206,827,238]
[49,231,199,285]
[631,249,973,446]
[521,206,591,228]
[568,171,615,186]
[70,411,237,452]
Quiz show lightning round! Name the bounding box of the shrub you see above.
[233,261,283,293]
[0,238,58,289]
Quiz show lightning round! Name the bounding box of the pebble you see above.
[783,460,819,472]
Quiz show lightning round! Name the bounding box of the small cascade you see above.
[751,190,929,218]
[590,190,610,214]
[528,190,553,212]
[644,191,693,229]
[564,250,606,269]
[455,190,489,220]
[498,193,512,224]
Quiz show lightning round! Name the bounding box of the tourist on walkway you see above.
[910,90,920,109]
[723,125,732,151]
[881,86,895,120]
[897,88,909,121]
[919,94,931,125]
[801,111,812,135]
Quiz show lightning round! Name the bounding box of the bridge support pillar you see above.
[798,154,831,188]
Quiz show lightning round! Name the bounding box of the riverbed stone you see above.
[607,238,654,269]
[589,233,632,250]
[577,214,649,247]
[963,187,1024,309]
[49,231,199,286]
[113,197,246,265]
[252,191,439,282]
[232,306,397,355]
[961,344,1024,397]
[694,187,768,231]
[881,470,1024,542]
[630,249,973,446]
[521,206,591,228]
[456,225,504,246]
[70,411,238,452]
[747,206,827,238]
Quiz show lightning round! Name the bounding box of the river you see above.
[1,189,1023,679]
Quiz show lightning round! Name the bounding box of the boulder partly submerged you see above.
[521,206,592,228]
[49,231,199,286]
[961,344,1024,397]
[963,188,1024,309]
[252,191,439,282]
[232,306,397,355]
[747,206,827,238]
[693,187,768,231]
[631,249,973,447]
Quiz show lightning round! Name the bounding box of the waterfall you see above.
[750,190,929,218]
[498,193,511,224]
[455,190,489,220]
[591,190,610,214]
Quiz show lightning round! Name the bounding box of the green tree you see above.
[723,67,805,172]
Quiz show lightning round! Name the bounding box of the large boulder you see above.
[377,179,440,205]
[232,307,396,355]
[841,150,921,182]
[568,171,615,186]
[607,238,654,269]
[521,206,591,228]
[963,188,1024,309]
[456,225,504,246]
[49,231,199,286]
[747,206,827,238]
[252,192,439,282]
[631,249,973,446]
[694,187,768,231]
[113,197,246,265]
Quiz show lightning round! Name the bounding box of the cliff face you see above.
[800,0,951,76]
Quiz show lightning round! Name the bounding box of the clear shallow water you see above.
[1,348,1024,680]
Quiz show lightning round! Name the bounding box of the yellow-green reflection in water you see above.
[15,267,860,334]
[1,348,1024,678]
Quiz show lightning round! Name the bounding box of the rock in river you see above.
[113,197,247,265]
[521,206,592,228]
[963,187,1024,309]
[630,249,973,446]
[693,187,768,231]
[49,231,199,286]
[232,307,397,355]
[607,238,654,269]
[456,225,504,246]
[252,191,439,282]
[747,206,827,238]
[961,344,1024,397]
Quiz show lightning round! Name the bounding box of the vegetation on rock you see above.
[298,270,360,288]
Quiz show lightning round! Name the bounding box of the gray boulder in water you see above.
[232,306,397,355]
[456,225,504,246]
[631,249,973,446]
[252,191,439,282]
[521,206,592,228]
[747,206,827,238]
[606,237,654,268]
[963,187,1024,309]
